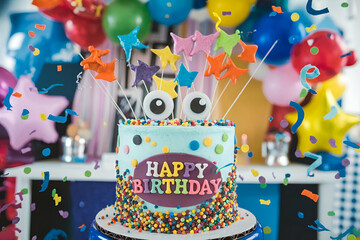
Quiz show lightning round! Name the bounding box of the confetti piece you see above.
[216,163,233,173]
[21,147,31,154]
[63,176,67,182]
[24,167,31,174]
[272,172,276,179]
[348,234,356,240]
[283,178,289,186]
[222,11,231,15]
[342,158,350,167]
[12,92,22,98]
[248,152,253,158]
[280,120,289,128]
[329,138,337,148]
[269,12,277,17]
[0,201,16,213]
[103,121,107,126]
[341,2,349,7]
[42,148,51,157]
[258,176,266,184]
[299,88,307,98]
[285,173,291,178]
[263,226,272,234]
[39,171,49,192]
[238,174,244,181]
[57,65,62,72]
[12,217,20,224]
[33,48,40,56]
[272,6,283,13]
[212,12,221,31]
[78,224,86,232]
[48,109,78,123]
[269,116,273,121]
[298,211,304,219]
[343,140,360,149]
[32,236,37,240]
[289,101,304,134]
[305,152,322,177]
[15,191,24,201]
[306,24,317,33]
[295,149,302,158]
[94,161,100,170]
[323,105,338,120]
[306,0,329,15]
[251,169,259,177]
[260,183,267,189]
[310,46,319,55]
[59,210,69,218]
[260,199,271,205]
[291,12,300,21]
[35,24,46,30]
[301,189,319,202]
[40,113,47,121]
[38,83,64,94]
[310,135,317,144]
[28,31,36,38]
[3,87,13,111]
[300,64,319,94]
[22,188,28,194]
[330,227,354,240]
[340,52,352,58]
[52,188,56,197]
[328,211,335,216]
[241,144,249,152]
[85,170,92,177]
[53,193,62,206]
[31,203,36,211]
[95,5,103,17]
[29,45,35,52]
[308,219,330,232]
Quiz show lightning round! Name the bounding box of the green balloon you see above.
[102,0,152,44]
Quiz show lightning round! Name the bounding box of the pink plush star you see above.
[170,32,194,62]
[0,76,68,150]
[190,30,220,56]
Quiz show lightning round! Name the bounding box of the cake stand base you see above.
[89,207,264,240]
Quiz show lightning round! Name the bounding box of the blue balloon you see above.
[7,12,80,83]
[252,12,306,65]
[315,151,347,171]
[147,0,194,26]
[193,0,206,9]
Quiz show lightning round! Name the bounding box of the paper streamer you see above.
[308,219,330,232]
[304,152,322,177]
[39,171,50,192]
[48,109,79,123]
[343,140,360,149]
[300,64,319,94]
[324,105,338,120]
[38,84,64,94]
[306,0,329,16]
[212,12,221,31]
[330,226,354,240]
[289,101,304,133]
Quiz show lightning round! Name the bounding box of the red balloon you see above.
[291,30,357,83]
[40,1,73,22]
[64,14,106,50]
[64,0,105,20]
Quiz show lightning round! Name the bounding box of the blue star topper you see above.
[117,26,148,63]
[130,60,160,87]
[174,63,198,88]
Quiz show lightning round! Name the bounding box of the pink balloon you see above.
[262,63,303,106]
[0,75,68,150]
[0,67,17,107]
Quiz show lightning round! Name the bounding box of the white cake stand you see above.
[94,207,258,240]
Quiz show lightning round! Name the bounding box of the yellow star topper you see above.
[286,89,360,155]
[151,46,180,72]
[153,76,178,99]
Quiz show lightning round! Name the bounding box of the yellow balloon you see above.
[207,0,256,27]
[317,73,347,99]
[286,89,360,155]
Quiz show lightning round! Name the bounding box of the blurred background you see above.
[0,0,360,239]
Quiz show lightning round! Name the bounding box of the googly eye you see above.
[143,90,174,120]
[182,91,211,120]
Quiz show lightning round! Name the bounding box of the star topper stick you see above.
[222,40,279,119]
[74,46,127,120]
[128,68,147,121]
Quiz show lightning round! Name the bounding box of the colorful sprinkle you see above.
[189,140,200,151]
[204,137,212,147]
[215,144,224,154]
[131,159,138,167]
[162,146,169,153]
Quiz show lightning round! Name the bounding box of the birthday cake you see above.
[112,118,238,234]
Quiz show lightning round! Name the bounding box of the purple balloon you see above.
[262,63,303,106]
[0,67,17,107]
